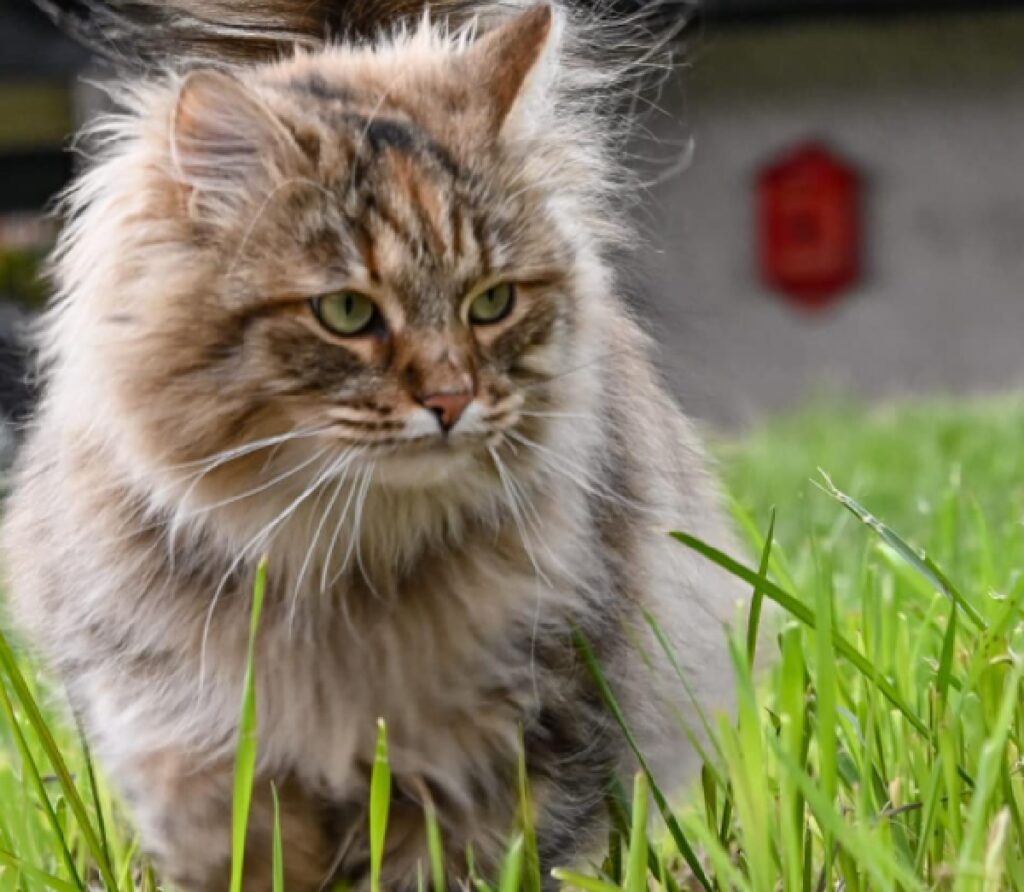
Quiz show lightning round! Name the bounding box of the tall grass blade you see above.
[817,472,985,630]
[0,631,118,889]
[424,799,446,892]
[0,848,80,892]
[669,530,956,762]
[624,772,649,892]
[515,732,541,892]
[956,660,1024,884]
[497,834,524,892]
[549,869,621,892]
[229,557,268,892]
[271,782,285,892]
[369,718,391,892]
[747,508,776,663]
[75,723,113,883]
[573,629,711,891]
[0,674,84,890]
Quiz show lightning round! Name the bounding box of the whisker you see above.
[165,425,330,474]
[328,464,374,591]
[504,429,654,517]
[288,448,363,632]
[198,449,341,690]
[518,410,594,422]
[518,348,631,393]
[181,445,331,517]
[488,446,552,590]
[166,441,332,564]
[319,461,368,594]
[351,463,381,601]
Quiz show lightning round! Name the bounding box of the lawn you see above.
[1,398,1024,891]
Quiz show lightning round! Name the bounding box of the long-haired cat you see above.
[3,2,745,889]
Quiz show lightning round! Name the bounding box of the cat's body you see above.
[3,4,744,889]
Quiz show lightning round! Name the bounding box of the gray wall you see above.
[641,11,1024,427]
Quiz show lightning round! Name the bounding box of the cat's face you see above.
[83,6,601,504]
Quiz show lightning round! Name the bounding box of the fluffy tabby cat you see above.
[3,2,745,889]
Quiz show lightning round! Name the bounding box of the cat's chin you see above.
[370,443,480,489]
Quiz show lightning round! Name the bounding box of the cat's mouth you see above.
[324,427,504,456]
[316,401,520,456]
[346,430,501,488]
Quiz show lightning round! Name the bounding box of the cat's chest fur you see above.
[142,508,588,804]
[252,568,554,800]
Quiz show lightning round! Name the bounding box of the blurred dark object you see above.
[0,151,72,216]
[714,0,1024,20]
[0,299,37,468]
[0,0,89,80]
[26,0,697,66]
[0,302,36,426]
[26,0,1024,69]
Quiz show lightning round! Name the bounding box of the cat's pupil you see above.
[345,295,355,316]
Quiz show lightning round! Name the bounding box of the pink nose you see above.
[421,391,472,432]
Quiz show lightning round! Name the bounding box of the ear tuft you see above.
[463,4,557,136]
[171,70,293,211]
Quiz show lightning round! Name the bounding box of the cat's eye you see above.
[312,291,380,337]
[467,283,516,326]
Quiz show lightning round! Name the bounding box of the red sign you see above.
[757,142,861,309]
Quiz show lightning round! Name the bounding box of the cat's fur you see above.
[2,3,744,890]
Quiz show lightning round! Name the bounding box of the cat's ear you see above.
[462,4,560,137]
[170,70,295,216]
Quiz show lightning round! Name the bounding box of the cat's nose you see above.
[420,391,472,433]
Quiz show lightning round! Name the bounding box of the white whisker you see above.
[197,449,340,689]
[288,448,364,631]
[505,428,652,517]
[320,460,369,594]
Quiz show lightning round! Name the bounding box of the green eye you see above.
[313,291,379,337]
[468,283,516,325]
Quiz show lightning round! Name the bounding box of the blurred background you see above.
[1,0,1023,431]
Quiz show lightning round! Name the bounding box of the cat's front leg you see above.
[118,749,335,892]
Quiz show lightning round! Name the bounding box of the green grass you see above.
[2,397,1024,890]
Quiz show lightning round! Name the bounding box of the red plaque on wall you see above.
[757,142,861,310]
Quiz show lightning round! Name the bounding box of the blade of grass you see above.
[0,633,118,889]
[748,508,776,663]
[550,869,622,892]
[956,660,1024,885]
[607,780,680,892]
[573,629,711,891]
[981,808,1010,892]
[624,772,649,892]
[424,799,446,892]
[369,718,391,892]
[229,557,268,892]
[515,731,541,892]
[0,848,81,892]
[680,813,755,892]
[0,678,83,891]
[75,722,113,882]
[497,834,524,892]
[936,601,958,709]
[115,839,139,892]
[816,473,985,630]
[769,737,925,891]
[669,529,964,777]
[271,782,285,892]
[813,545,838,889]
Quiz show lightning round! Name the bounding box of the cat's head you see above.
[47,4,621,514]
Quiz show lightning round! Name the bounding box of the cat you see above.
[2,2,746,889]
